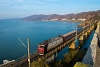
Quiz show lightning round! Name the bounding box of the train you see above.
[38,25,89,55]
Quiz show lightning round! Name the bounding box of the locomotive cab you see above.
[38,45,45,55]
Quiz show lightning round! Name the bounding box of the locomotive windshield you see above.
[40,46,44,48]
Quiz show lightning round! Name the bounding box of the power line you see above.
[18,38,27,49]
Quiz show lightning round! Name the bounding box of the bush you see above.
[31,58,49,67]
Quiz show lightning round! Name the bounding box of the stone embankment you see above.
[94,22,100,67]
[82,33,98,67]
[82,22,100,67]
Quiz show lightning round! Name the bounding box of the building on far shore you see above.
[77,18,87,22]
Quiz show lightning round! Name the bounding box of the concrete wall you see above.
[82,28,98,66]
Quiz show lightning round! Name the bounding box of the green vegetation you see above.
[49,60,65,67]
[31,58,49,67]
[67,49,87,67]
[64,48,79,63]
[74,62,90,67]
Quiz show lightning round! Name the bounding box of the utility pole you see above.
[76,26,77,41]
[83,23,85,35]
[90,21,91,30]
[19,38,31,67]
[27,38,31,67]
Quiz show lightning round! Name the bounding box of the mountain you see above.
[23,10,100,22]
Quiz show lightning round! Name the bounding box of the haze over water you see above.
[0,20,80,64]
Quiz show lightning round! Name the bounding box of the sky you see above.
[0,0,100,19]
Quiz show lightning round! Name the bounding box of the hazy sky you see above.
[0,0,100,19]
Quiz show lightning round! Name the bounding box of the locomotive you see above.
[38,25,89,55]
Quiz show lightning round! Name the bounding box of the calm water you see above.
[0,20,80,64]
[81,30,95,50]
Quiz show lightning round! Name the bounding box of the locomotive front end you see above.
[38,44,44,55]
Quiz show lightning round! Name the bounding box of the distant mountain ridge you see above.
[23,10,100,22]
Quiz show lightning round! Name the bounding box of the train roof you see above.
[47,36,62,44]
[62,30,76,37]
[39,36,62,45]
